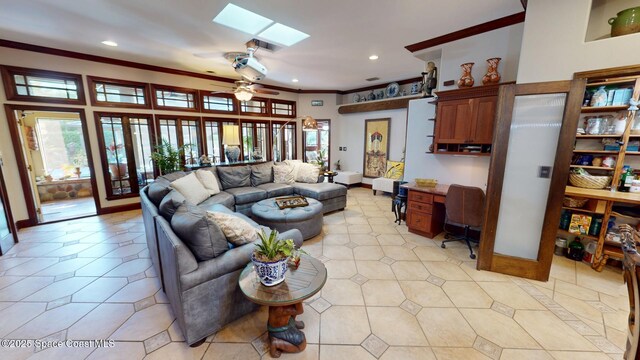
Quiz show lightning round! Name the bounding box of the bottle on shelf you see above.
[618,165,634,192]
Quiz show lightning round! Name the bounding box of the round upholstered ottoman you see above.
[251,197,323,240]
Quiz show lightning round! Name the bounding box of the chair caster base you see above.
[469,253,476,259]
[441,243,446,249]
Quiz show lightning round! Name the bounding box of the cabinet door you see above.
[435,99,472,143]
[469,96,497,144]
[407,210,432,233]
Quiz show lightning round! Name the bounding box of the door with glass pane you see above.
[303,120,330,168]
[478,80,585,281]
[0,162,17,255]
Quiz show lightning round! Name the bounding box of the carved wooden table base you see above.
[267,303,307,358]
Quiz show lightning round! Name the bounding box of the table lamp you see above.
[222,124,241,163]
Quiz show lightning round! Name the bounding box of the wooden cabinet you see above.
[433,83,502,155]
[406,188,446,238]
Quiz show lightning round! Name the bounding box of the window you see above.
[155,116,202,166]
[96,113,154,199]
[239,98,268,115]
[303,119,330,167]
[203,119,223,164]
[270,99,296,118]
[201,92,236,113]
[88,76,150,108]
[151,85,198,111]
[272,121,297,162]
[0,66,85,105]
[241,121,269,161]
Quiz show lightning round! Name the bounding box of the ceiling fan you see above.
[211,79,279,101]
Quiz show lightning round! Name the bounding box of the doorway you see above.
[4,105,99,225]
[0,159,17,255]
[303,119,330,169]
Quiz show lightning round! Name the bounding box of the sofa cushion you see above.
[284,159,304,179]
[171,204,228,261]
[293,182,348,201]
[147,179,172,206]
[256,183,294,197]
[171,172,210,205]
[296,163,320,183]
[273,164,295,184]
[217,165,251,189]
[158,190,186,221]
[225,187,267,205]
[199,191,235,210]
[159,171,187,182]
[250,162,273,186]
[195,169,221,195]
[207,211,257,246]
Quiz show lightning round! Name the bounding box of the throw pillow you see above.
[217,165,251,190]
[171,172,210,205]
[284,159,303,180]
[147,178,172,206]
[251,161,274,186]
[195,169,221,195]
[207,211,257,246]
[273,164,295,184]
[171,204,228,261]
[158,190,186,221]
[384,161,405,180]
[296,163,320,183]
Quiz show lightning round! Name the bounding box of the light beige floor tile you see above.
[203,343,259,360]
[549,255,577,284]
[86,341,146,360]
[11,243,63,257]
[371,224,399,235]
[348,224,373,234]
[576,264,625,297]
[103,243,147,258]
[0,276,54,301]
[321,279,364,306]
[514,310,598,351]
[103,258,152,277]
[380,346,436,360]
[323,245,354,260]
[350,234,379,246]
[321,234,350,245]
[7,302,98,339]
[431,347,492,360]
[442,281,493,308]
[0,257,34,272]
[67,303,134,340]
[72,277,128,302]
[28,345,94,360]
[599,293,629,312]
[0,345,33,360]
[500,349,553,360]
[323,224,348,234]
[461,308,540,348]
[77,243,121,258]
[44,243,96,257]
[367,307,428,346]
[320,344,376,360]
[33,257,95,276]
[382,246,418,261]
[416,308,476,347]
[212,306,268,342]
[461,261,511,282]
[0,275,26,290]
[355,260,396,280]
[299,306,321,344]
[324,260,357,279]
[368,216,391,225]
[413,246,449,261]
[74,258,123,277]
[320,306,370,344]
[399,280,454,307]
[553,292,603,319]
[4,258,59,276]
[110,303,174,341]
[353,246,384,260]
[324,213,346,225]
[423,261,472,281]
[478,282,545,310]
[345,216,369,225]
[362,280,406,306]
[548,351,613,360]
[606,326,627,350]
[391,261,430,280]
[0,302,47,337]
[24,276,97,302]
[106,277,161,303]
[555,280,600,301]
[603,309,628,332]
[376,234,406,246]
[273,344,319,360]
[578,315,607,336]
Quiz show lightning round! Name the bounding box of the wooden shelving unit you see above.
[559,69,640,271]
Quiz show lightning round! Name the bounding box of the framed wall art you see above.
[363,118,390,178]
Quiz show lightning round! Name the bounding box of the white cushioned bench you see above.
[333,171,362,187]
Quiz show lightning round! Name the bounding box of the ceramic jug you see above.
[609,6,640,37]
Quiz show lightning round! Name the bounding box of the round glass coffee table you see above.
[239,255,327,358]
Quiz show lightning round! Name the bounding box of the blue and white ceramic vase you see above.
[252,254,288,286]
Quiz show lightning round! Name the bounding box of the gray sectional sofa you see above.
[140,162,347,345]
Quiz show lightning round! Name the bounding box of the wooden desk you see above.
[401,183,449,238]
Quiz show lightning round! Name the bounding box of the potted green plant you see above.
[316,149,327,171]
[252,229,306,286]
[151,140,190,176]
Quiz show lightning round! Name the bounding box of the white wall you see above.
[404,98,490,189]
[518,0,640,83]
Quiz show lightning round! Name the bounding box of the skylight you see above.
[258,23,310,46]
[212,3,273,35]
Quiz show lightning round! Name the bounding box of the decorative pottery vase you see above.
[252,254,288,286]
[482,57,501,85]
[609,6,640,37]
[457,62,475,88]
[109,163,127,178]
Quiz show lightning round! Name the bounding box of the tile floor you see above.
[0,187,629,359]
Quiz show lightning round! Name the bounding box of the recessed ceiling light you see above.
[258,23,309,46]
[369,55,379,60]
[292,78,299,83]
[101,40,118,47]
[212,3,273,35]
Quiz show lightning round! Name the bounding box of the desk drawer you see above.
[407,211,432,233]
[408,191,433,204]
[409,202,433,214]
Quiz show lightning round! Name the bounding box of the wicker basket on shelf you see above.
[569,173,611,189]
[415,178,437,187]
[563,197,589,208]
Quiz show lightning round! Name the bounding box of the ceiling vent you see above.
[247,38,279,52]
[366,77,380,82]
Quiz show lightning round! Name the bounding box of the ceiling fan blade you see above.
[210,90,234,95]
[253,88,280,95]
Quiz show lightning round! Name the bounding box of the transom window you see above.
[88,76,150,108]
[0,66,85,105]
[201,93,235,113]
[270,99,296,118]
[152,85,198,111]
[239,98,268,115]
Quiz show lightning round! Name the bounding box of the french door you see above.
[477,80,585,281]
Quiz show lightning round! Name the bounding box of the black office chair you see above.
[440,184,485,259]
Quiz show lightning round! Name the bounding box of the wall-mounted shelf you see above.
[581,105,629,113]
[338,94,425,114]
